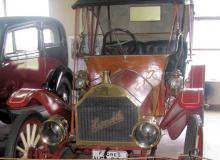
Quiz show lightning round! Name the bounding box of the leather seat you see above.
[102,40,178,55]
[139,40,176,54]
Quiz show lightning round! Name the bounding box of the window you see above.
[193,20,220,49]
[5,32,13,54]
[4,27,38,55]
[15,28,38,52]
[191,0,220,81]
[43,26,60,48]
[191,51,220,81]
[6,0,49,16]
[194,0,220,17]
[0,0,5,17]
[130,6,161,21]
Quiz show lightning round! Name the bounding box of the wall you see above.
[49,0,76,37]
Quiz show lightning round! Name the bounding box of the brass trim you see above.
[75,83,141,146]
[41,115,68,146]
[102,70,111,84]
[131,119,161,149]
[76,83,141,108]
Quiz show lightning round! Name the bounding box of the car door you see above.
[0,24,46,101]
[42,22,67,74]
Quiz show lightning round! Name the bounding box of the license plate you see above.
[92,149,128,159]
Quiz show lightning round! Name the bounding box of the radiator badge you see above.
[91,110,124,133]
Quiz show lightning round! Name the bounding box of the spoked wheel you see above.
[5,111,44,158]
[184,115,203,160]
[57,77,72,105]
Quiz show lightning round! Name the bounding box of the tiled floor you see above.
[157,109,220,160]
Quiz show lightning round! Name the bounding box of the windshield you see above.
[73,3,189,56]
[99,4,173,40]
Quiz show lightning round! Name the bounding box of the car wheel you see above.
[57,77,72,105]
[4,111,44,158]
[184,115,203,160]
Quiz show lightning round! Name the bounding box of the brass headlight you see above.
[132,120,161,149]
[75,70,88,89]
[41,115,68,146]
[169,69,183,96]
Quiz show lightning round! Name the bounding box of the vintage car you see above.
[0,17,73,124]
[4,0,205,159]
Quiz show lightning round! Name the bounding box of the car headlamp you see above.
[41,115,68,146]
[132,120,161,149]
[169,70,183,96]
[75,79,86,89]
[75,70,88,89]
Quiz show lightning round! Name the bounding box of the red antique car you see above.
[0,17,73,157]
[0,17,73,124]
[4,0,205,159]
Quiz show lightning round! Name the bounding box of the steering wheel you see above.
[102,28,137,55]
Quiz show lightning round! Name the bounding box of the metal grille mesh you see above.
[77,97,138,142]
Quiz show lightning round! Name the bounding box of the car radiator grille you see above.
[77,97,138,143]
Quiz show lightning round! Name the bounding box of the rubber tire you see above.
[184,115,203,160]
[4,111,44,158]
[56,77,72,105]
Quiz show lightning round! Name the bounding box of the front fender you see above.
[7,88,70,116]
[161,65,205,140]
[46,65,73,92]
[160,88,204,140]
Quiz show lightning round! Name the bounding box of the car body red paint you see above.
[0,17,73,124]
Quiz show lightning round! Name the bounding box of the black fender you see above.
[0,108,13,124]
[46,65,73,92]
